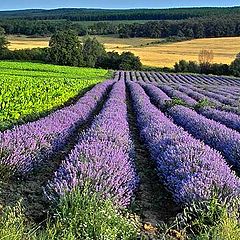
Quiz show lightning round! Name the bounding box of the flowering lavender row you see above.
[142,82,240,134]
[168,105,240,168]
[0,80,113,176]
[128,70,240,86]
[159,85,198,106]
[142,83,240,166]
[47,80,138,207]
[194,85,240,102]
[142,83,171,108]
[190,86,238,106]
[198,107,240,132]
[127,81,240,204]
[204,87,240,100]
[176,85,221,106]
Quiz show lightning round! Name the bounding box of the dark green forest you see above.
[0,7,240,39]
[0,7,239,21]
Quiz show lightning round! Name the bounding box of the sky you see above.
[0,0,239,10]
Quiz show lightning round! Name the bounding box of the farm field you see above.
[1,65,240,238]
[0,61,109,131]
[8,35,240,67]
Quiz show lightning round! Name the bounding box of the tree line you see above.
[0,29,142,70]
[0,7,239,21]
[1,7,240,39]
[119,17,240,39]
[2,17,240,40]
[173,59,240,77]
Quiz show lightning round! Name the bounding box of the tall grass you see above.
[0,187,137,240]
[0,201,36,240]
[38,187,138,240]
[174,196,240,240]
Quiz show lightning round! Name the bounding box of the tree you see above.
[174,60,189,72]
[0,27,9,52]
[230,58,240,77]
[96,51,121,70]
[119,52,142,70]
[82,37,106,67]
[48,30,83,66]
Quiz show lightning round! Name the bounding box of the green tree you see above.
[174,60,189,72]
[119,52,142,70]
[0,27,9,52]
[48,30,83,66]
[82,37,106,67]
[230,58,240,77]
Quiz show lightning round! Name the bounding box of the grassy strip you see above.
[0,187,138,240]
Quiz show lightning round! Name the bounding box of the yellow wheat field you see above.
[8,35,240,67]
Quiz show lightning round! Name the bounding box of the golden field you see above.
[7,35,240,68]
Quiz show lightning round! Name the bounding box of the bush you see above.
[82,37,106,67]
[119,52,142,70]
[0,201,36,240]
[96,51,142,70]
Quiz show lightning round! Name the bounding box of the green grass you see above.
[173,197,240,240]
[0,61,110,131]
[1,189,240,239]
[0,187,138,240]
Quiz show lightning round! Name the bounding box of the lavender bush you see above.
[199,107,240,132]
[47,80,138,207]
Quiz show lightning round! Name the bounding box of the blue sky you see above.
[0,0,239,10]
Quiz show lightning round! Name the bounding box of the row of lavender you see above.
[141,83,240,169]
[0,80,114,176]
[128,71,240,105]
[127,80,240,204]
[47,79,138,207]
[153,84,240,132]
[129,71,240,88]
[126,70,240,132]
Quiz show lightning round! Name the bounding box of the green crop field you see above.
[0,61,109,131]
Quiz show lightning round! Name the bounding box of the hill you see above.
[0,7,240,21]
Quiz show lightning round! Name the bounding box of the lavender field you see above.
[1,70,240,239]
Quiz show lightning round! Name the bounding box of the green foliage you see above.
[0,27,9,52]
[97,51,142,70]
[3,48,48,62]
[119,52,142,70]
[38,187,138,240]
[173,196,240,240]
[230,58,240,77]
[164,97,186,110]
[194,99,216,110]
[0,61,108,131]
[48,30,84,66]
[0,201,37,240]
[174,59,231,76]
[82,37,106,67]
[174,60,190,73]
[0,188,138,240]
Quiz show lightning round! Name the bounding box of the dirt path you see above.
[126,87,180,238]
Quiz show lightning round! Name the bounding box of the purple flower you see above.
[127,81,240,204]
[47,80,138,207]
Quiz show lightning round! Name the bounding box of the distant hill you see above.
[0,7,240,21]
